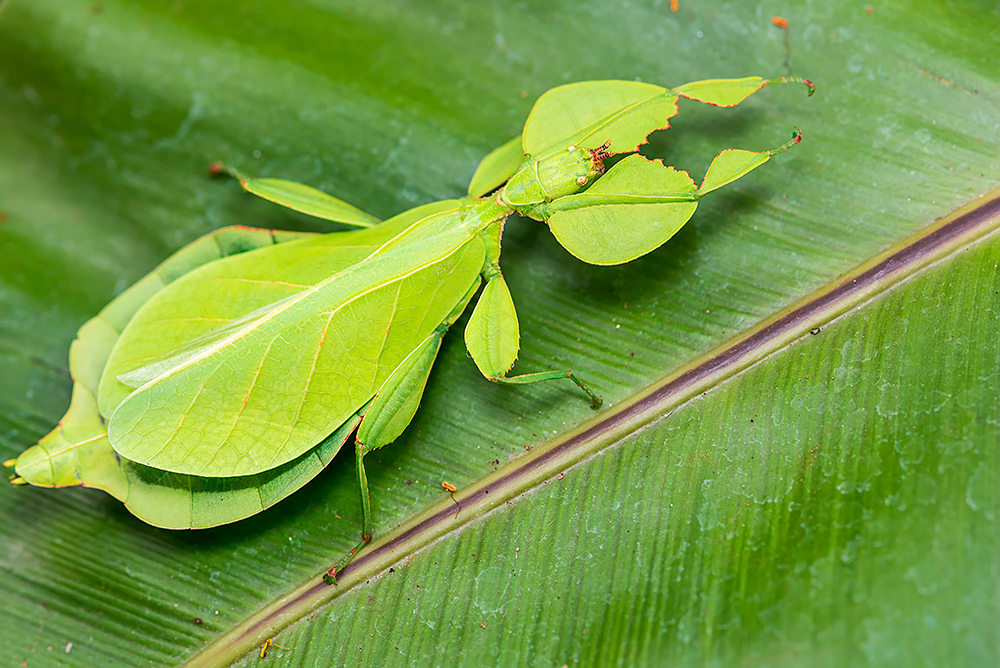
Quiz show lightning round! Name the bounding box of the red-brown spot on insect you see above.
[589,141,612,173]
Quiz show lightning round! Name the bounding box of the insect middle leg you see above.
[466,270,602,408]
[323,282,480,585]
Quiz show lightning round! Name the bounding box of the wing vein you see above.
[131,226,476,390]
[213,278,310,289]
[144,371,215,463]
[269,309,338,467]
[207,337,279,471]
[38,433,107,460]
[369,281,405,394]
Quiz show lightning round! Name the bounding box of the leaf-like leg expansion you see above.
[468,136,524,198]
[518,76,812,165]
[538,127,804,265]
[672,76,814,107]
[466,272,602,408]
[210,162,381,228]
[324,281,480,584]
[540,155,699,266]
[698,129,802,195]
[521,80,679,157]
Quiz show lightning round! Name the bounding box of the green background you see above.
[1,1,997,666]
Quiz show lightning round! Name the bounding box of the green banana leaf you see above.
[1,1,997,666]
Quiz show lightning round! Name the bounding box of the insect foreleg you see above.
[672,76,814,108]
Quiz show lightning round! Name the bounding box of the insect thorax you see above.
[500,145,603,211]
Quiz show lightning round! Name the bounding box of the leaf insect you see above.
[6,76,813,583]
[260,638,290,658]
[441,481,461,517]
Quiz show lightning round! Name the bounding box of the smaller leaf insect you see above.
[6,76,813,583]
[441,481,461,517]
[260,638,290,658]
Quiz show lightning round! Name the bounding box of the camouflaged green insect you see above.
[5,75,813,582]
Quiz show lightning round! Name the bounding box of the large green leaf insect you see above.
[5,75,813,582]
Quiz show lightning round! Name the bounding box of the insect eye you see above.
[576,176,588,186]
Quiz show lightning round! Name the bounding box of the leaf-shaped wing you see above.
[13,381,360,528]
[99,200,460,417]
[119,411,361,528]
[9,225,365,528]
[107,205,491,478]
